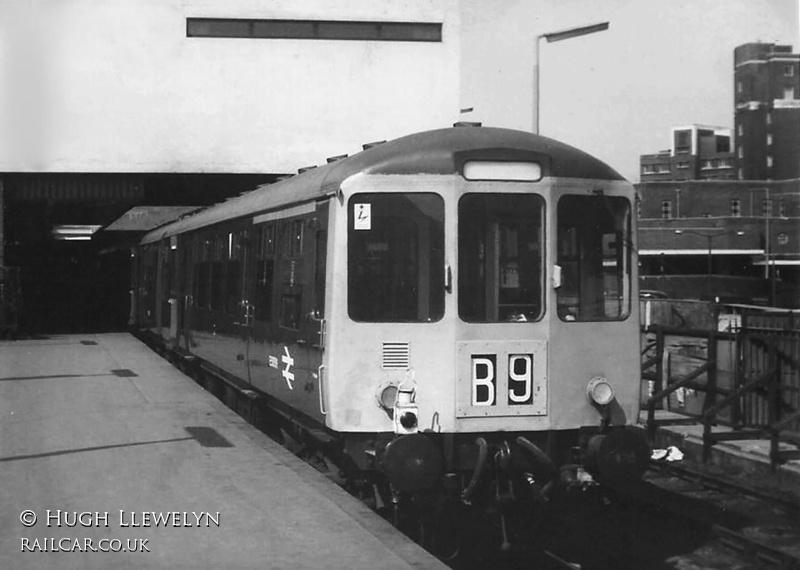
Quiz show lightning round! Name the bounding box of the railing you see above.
[642,304,800,471]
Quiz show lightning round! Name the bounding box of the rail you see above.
[642,307,800,471]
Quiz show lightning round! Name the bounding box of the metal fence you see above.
[642,300,800,469]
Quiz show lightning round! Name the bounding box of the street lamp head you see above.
[543,22,610,43]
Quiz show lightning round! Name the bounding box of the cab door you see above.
[237,227,256,382]
[550,191,638,428]
[454,189,549,428]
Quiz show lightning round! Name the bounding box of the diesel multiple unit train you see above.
[132,125,649,543]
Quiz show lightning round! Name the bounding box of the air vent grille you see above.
[382,342,410,369]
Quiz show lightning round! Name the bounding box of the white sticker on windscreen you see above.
[354,204,371,230]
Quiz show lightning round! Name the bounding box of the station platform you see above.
[0,333,448,570]
[642,410,800,504]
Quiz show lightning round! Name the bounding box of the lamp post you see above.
[755,188,797,305]
[533,21,609,134]
[674,229,746,301]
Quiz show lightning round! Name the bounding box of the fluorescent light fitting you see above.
[58,235,92,241]
[51,224,102,236]
[51,225,102,240]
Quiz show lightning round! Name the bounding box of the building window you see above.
[674,130,691,154]
[186,18,443,42]
[785,65,795,77]
[737,123,743,137]
[661,200,672,219]
[766,112,772,125]
[779,201,787,217]
[784,87,795,100]
[677,161,690,169]
[718,158,730,168]
[731,199,741,217]
[738,168,743,180]
[767,155,773,168]
[738,146,743,159]
[642,164,655,174]
[737,81,743,94]
[762,198,772,217]
[656,164,670,174]
[767,133,773,146]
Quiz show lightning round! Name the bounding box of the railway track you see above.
[611,460,800,569]
[647,461,800,567]
[446,459,800,569]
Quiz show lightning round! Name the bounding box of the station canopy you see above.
[104,206,201,233]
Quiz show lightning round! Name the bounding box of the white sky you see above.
[461,0,800,182]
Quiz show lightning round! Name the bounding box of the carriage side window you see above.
[348,193,444,322]
[254,224,276,322]
[224,231,244,316]
[458,194,544,323]
[194,238,211,309]
[279,217,305,330]
[209,236,225,311]
[281,219,304,256]
[556,195,631,321]
[141,245,159,325]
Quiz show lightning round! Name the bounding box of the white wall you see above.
[0,0,459,173]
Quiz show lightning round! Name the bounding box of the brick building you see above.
[734,43,800,181]
[636,42,800,306]
[637,178,800,306]
[640,125,735,182]
[640,43,800,183]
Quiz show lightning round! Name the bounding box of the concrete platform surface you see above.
[0,333,448,570]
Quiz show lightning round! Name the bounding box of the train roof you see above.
[141,126,625,244]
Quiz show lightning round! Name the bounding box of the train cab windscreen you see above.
[556,195,631,321]
[458,194,544,322]
[348,193,445,322]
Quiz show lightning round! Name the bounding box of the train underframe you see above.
[138,329,650,556]
[352,425,649,551]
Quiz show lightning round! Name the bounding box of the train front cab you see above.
[324,160,649,493]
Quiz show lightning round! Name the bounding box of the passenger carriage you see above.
[133,125,649,521]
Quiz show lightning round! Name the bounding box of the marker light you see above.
[393,382,419,435]
[399,411,418,430]
[587,376,615,406]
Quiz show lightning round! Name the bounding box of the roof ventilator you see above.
[362,140,387,150]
